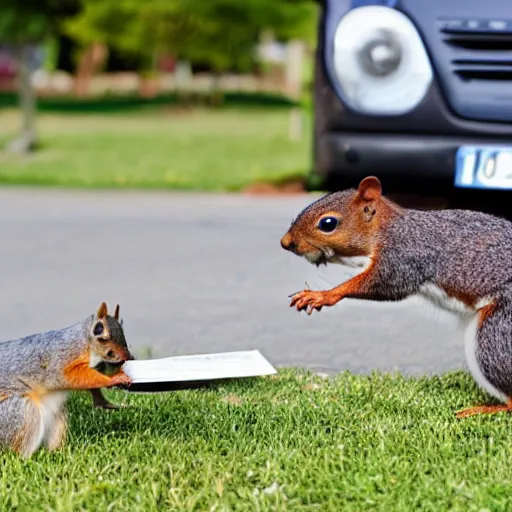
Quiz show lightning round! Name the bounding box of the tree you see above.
[65,1,195,74]
[65,0,317,77]
[0,0,79,153]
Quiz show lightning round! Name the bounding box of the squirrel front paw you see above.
[109,371,132,388]
[289,290,336,315]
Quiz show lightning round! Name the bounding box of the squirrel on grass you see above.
[281,176,512,418]
[0,302,133,457]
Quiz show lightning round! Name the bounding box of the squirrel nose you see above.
[281,233,295,252]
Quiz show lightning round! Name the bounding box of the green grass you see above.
[2,369,512,511]
[0,105,311,191]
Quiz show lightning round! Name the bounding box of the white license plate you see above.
[455,146,512,190]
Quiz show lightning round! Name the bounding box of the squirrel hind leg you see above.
[456,401,512,418]
[90,389,122,410]
[44,410,67,451]
[460,298,512,419]
[0,396,44,458]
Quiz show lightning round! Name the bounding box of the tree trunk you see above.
[209,71,224,106]
[74,42,108,97]
[7,45,37,154]
[285,41,305,141]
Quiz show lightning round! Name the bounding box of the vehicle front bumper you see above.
[314,132,508,194]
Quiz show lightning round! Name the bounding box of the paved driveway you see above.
[0,188,465,375]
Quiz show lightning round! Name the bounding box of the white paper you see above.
[123,350,276,384]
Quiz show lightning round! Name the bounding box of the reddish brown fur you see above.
[439,285,479,309]
[24,389,42,406]
[290,260,379,311]
[282,177,402,263]
[477,301,498,329]
[456,400,512,418]
[97,302,108,319]
[12,426,27,454]
[283,179,405,313]
[63,353,130,390]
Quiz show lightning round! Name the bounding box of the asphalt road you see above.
[0,188,466,375]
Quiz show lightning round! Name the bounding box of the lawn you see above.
[2,369,512,511]
[0,106,311,191]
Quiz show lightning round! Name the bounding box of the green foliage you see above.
[0,0,318,75]
[0,370,511,510]
[42,37,59,71]
[64,0,318,73]
[65,0,203,72]
[252,0,318,44]
[174,0,264,73]
[0,0,79,43]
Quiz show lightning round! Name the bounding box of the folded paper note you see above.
[123,350,277,392]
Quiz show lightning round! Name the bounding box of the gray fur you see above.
[295,191,512,301]
[0,308,131,456]
[476,291,512,397]
[292,190,512,398]
[0,318,91,393]
[0,396,41,457]
[359,208,512,301]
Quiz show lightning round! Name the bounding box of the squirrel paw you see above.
[109,371,132,388]
[289,290,335,315]
[95,401,128,410]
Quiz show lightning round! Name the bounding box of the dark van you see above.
[312,0,512,206]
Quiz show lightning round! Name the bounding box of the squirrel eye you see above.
[93,322,104,336]
[318,216,339,233]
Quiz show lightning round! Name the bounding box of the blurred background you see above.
[0,0,317,191]
[0,0,476,375]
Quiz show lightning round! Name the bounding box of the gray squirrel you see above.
[281,176,512,418]
[0,302,133,457]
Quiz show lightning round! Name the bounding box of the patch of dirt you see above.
[222,394,243,406]
[242,177,307,195]
[302,383,322,391]
[163,106,194,116]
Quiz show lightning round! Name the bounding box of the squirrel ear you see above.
[114,304,120,320]
[357,176,382,202]
[96,302,108,319]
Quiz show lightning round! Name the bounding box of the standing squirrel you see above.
[281,176,512,418]
[0,302,133,457]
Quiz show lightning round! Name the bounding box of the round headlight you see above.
[358,29,402,77]
[333,6,433,115]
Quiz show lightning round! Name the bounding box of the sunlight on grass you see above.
[1,369,511,510]
[0,108,311,190]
